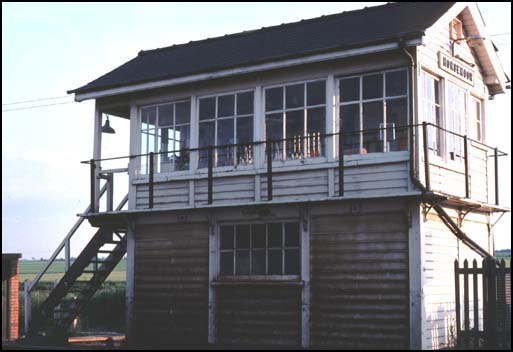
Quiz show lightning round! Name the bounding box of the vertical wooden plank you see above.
[93,102,102,212]
[409,205,423,350]
[464,135,470,198]
[422,122,430,191]
[326,74,335,161]
[455,259,461,348]
[472,259,479,349]
[300,206,310,348]
[482,258,488,349]
[463,259,469,348]
[90,160,96,213]
[189,95,199,172]
[128,103,140,210]
[208,214,217,344]
[24,280,31,335]
[254,86,264,169]
[267,140,273,201]
[494,147,499,205]
[496,259,506,348]
[338,130,344,196]
[149,152,154,209]
[125,223,135,343]
[208,146,213,204]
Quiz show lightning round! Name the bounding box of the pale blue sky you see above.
[2,2,511,259]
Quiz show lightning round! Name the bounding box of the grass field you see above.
[19,258,127,282]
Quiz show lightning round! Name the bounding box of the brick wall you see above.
[9,259,19,340]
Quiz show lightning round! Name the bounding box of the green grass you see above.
[19,258,127,282]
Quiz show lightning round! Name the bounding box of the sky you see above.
[2,2,511,260]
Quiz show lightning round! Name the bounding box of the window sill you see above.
[212,279,304,288]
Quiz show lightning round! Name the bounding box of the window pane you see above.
[199,97,216,120]
[237,92,253,115]
[175,102,190,125]
[142,107,157,129]
[199,121,215,168]
[268,223,282,248]
[286,84,304,109]
[220,252,234,275]
[307,107,325,157]
[266,113,283,140]
[236,116,253,143]
[284,223,300,247]
[251,224,266,248]
[265,87,283,112]
[363,74,383,100]
[159,127,174,172]
[386,98,408,152]
[362,101,383,153]
[340,77,359,103]
[157,104,173,127]
[236,225,250,249]
[174,124,190,171]
[217,118,235,167]
[220,226,234,249]
[236,250,250,275]
[251,250,266,275]
[284,249,299,275]
[286,110,304,138]
[386,70,407,97]
[218,94,235,117]
[268,249,282,275]
[307,81,326,106]
[340,104,360,155]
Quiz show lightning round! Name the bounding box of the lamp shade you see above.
[102,116,116,134]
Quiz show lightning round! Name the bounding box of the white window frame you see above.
[470,96,484,143]
[197,89,255,172]
[217,220,301,281]
[263,78,328,166]
[421,70,443,158]
[140,99,191,176]
[444,79,467,165]
[336,67,409,155]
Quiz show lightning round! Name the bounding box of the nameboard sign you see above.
[438,51,474,86]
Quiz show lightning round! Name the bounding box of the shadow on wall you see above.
[427,303,457,349]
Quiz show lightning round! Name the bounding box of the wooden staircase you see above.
[28,227,127,342]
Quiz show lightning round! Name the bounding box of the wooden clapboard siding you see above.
[334,160,409,197]
[421,207,490,349]
[310,213,409,349]
[134,222,209,346]
[196,175,255,205]
[136,181,190,209]
[469,142,489,203]
[216,286,301,346]
[261,169,329,201]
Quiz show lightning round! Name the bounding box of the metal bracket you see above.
[490,211,507,229]
[456,205,482,227]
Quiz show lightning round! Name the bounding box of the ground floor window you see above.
[219,222,300,277]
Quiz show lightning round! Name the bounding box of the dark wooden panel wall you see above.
[310,213,410,349]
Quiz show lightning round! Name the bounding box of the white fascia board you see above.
[74,39,422,102]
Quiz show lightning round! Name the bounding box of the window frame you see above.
[197,89,255,171]
[445,79,467,164]
[421,70,444,158]
[140,99,191,175]
[263,78,328,165]
[217,220,301,281]
[336,67,409,155]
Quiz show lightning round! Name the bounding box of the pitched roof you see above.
[69,2,455,95]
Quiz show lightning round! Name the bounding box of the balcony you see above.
[82,123,508,216]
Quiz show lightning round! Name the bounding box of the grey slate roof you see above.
[69,2,455,95]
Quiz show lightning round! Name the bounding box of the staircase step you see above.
[97,250,114,254]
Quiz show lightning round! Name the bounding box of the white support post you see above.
[189,95,199,173]
[207,213,218,344]
[24,280,31,334]
[128,103,140,210]
[93,102,103,212]
[326,74,336,162]
[409,204,423,350]
[125,222,136,343]
[300,206,311,348]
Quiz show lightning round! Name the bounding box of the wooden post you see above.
[24,280,31,335]
[149,152,154,209]
[107,173,114,212]
[454,260,461,348]
[65,238,70,272]
[464,135,469,198]
[90,159,96,213]
[472,259,479,349]
[422,122,430,191]
[338,131,344,196]
[208,145,213,205]
[485,257,497,350]
[463,259,469,348]
[494,148,499,205]
[266,140,273,201]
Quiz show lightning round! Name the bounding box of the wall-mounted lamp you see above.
[101,115,116,134]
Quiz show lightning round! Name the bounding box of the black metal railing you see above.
[82,123,507,212]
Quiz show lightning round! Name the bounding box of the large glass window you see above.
[265,80,326,161]
[219,222,300,277]
[446,82,466,162]
[141,101,190,174]
[421,72,442,156]
[338,69,408,155]
[198,91,254,168]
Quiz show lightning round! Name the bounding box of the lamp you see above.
[102,115,116,134]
